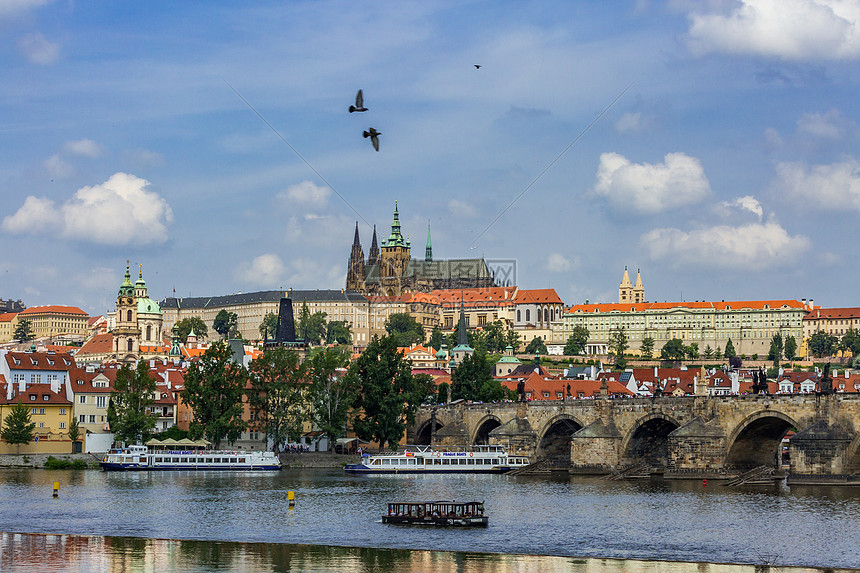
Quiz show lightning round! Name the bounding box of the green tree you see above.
[111,361,157,445]
[308,346,357,452]
[505,330,522,352]
[661,338,686,361]
[259,312,278,340]
[384,313,424,348]
[182,341,249,448]
[248,347,309,452]
[703,345,714,359]
[768,333,783,365]
[685,342,699,360]
[325,320,352,345]
[68,415,80,444]
[524,336,548,355]
[724,339,736,358]
[808,330,837,358]
[350,335,433,450]
[296,302,312,340]
[564,326,589,356]
[12,319,35,342]
[1,401,34,448]
[437,381,449,403]
[639,336,655,360]
[428,325,444,351]
[784,335,798,361]
[483,320,508,353]
[175,317,208,341]
[213,310,238,339]
[467,328,488,354]
[608,327,629,369]
[451,351,506,402]
[840,328,860,356]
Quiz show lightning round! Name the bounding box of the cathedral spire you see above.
[367,225,379,267]
[385,200,406,247]
[345,221,366,291]
[425,219,433,262]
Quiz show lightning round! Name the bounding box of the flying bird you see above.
[363,128,381,151]
[349,89,368,113]
[474,64,481,69]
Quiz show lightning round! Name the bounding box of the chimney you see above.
[809,299,814,310]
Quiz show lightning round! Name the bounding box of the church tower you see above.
[114,261,141,361]
[618,266,633,304]
[633,269,645,304]
[425,220,433,262]
[367,225,379,267]
[379,201,411,296]
[346,222,366,291]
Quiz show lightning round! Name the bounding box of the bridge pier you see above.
[788,419,860,485]
[665,416,728,479]
[569,420,621,474]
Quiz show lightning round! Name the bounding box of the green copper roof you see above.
[137,297,162,315]
[118,263,134,296]
[135,266,146,288]
[385,201,407,247]
[497,355,521,364]
[425,220,433,262]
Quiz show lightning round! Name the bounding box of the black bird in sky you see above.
[349,89,368,113]
[474,64,481,69]
[363,128,381,151]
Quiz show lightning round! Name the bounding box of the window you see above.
[59,408,65,415]
[80,396,87,404]
[39,408,45,415]
[89,415,96,423]
[32,408,38,414]
[43,395,50,401]
[79,415,86,423]
[30,394,37,401]
[127,338,133,351]
[60,422,66,429]
[38,422,45,428]
[526,309,530,322]
[127,310,132,322]
[97,396,106,408]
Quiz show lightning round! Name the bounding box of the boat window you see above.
[382,459,390,465]
[408,458,416,465]
[239,458,246,463]
[492,458,499,465]
[205,458,212,463]
[181,458,188,463]
[467,458,474,465]
[442,459,449,465]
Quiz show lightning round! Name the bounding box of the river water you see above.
[1,468,858,571]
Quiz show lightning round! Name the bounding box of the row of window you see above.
[153,457,247,464]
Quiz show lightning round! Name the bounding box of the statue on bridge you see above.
[820,363,834,395]
[517,379,526,402]
[752,368,769,394]
[566,383,571,400]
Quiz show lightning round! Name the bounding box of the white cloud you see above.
[2,172,174,245]
[721,195,763,220]
[17,32,59,65]
[593,152,711,214]
[797,109,848,139]
[1,196,61,233]
[546,253,578,272]
[686,0,860,60]
[284,258,344,289]
[764,127,783,148]
[277,180,331,207]
[63,139,105,158]
[448,198,478,218]
[0,0,51,18]
[641,221,810,269]
[235,254,286,287]
[775,158,860,212]
[74,267,117,292]
[44,154,75,179]
[614,112,649,133]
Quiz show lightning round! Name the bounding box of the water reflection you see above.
[0,532,852,573]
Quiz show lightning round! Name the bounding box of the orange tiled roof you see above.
[566,300,805,313]
[18,305,88,316]
[804,308,860,320]
[512,289,564,305]
[4,383,72,405]
[78,333,114,355]
[4,351,76,371]
[0,313,17,322]
[431,287,518,308]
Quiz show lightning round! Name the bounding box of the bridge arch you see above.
[620,413,682,470]
[414,418,445,445]
[537,415,585,466]
[472,415,504,445]
[725,409,798,471]
[844,432,860,475]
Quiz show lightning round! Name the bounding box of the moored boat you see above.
[382,501,487,526]
[100,444,281,471]
[344,444,529,474]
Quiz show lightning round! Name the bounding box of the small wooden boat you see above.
[382,501,487,527]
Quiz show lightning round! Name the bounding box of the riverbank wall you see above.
[0,453,99,468]
[278,452,354,468]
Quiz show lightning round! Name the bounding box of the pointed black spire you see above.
[346,221,366,291]
[367,224,380,267]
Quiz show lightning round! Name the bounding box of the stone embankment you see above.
[278,452,355,468]
[0,453,100,469]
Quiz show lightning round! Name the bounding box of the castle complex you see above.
[346,202,495,296]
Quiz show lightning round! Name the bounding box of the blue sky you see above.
[2,0,859,316]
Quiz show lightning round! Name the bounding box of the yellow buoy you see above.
[52,482,60,498]
[288,490,295,507]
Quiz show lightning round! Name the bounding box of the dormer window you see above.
[43,395,50,401]
[47,359,54,366]
[77,380,84,385]
[30,394,37,401]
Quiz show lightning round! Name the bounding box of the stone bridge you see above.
[409,394,860,483]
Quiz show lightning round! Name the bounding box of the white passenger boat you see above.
[100,444,281,471]
[344,444,529,474]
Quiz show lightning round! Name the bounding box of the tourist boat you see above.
[382,501,487,526]
[100,444,281,471]
[344,444,529,474]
